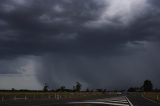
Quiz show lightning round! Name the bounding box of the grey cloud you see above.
[0,0,160,89]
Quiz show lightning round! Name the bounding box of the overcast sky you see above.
[0,0,160,90]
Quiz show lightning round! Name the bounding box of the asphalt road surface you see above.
[0,94,159,106]
[68,96,131,106]
[127,93,160,106]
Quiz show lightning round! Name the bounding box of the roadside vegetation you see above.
[0,80,159,103]
[143,92,160,103]
[128,80,160,103]
[0,82,121,103]
[0,92,108,102]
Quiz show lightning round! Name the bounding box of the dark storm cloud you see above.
[0,0,160,89]
[0,0,150,56]
[0,0,105,57]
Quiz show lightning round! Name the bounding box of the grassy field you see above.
[0,92,119,103]
[143,92,160,103]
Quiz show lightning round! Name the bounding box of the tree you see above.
[43,83,48,92]
[142,80,153,92]
[60,86,66,92]
[73,86,76,92]
[86,88,90,92]
[128,87,136,92]
[75,82,82,92]
[12,88,15,91]
[96,89,103,92]
[103,89,107,93]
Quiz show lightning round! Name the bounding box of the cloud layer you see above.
[0,0,160,89]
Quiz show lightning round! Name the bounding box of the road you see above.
[68,96,132,106]
[0,93,159,106]
[127,93,160,106]
[67,93,160,106]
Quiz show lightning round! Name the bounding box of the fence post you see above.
[14,96,16,101]
[25,96,27,101]
[60,95,62,100]
[59,95,61,100]
[56,95,59,100]
[34,94,35,100]
[48,95,51,100]
[2,97,4,102]
[57,95,59,100]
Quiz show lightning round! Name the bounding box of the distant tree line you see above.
[0,80,160,92]
[128,80,158,92]
[43,82,82,92]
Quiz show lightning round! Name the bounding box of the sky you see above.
[0,0,160,90]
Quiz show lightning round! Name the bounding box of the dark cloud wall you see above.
[0,0,160,89]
